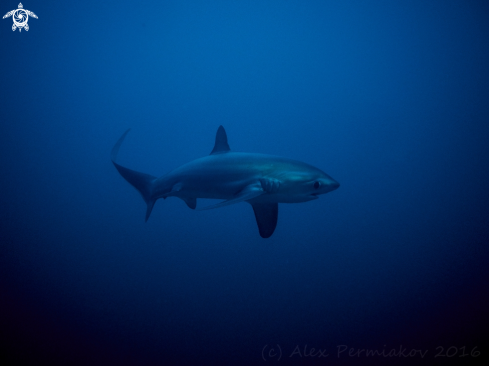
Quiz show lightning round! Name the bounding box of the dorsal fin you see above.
[210,125,230,155]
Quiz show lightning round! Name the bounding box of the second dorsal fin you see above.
[210,125,231,155]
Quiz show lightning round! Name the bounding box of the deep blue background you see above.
[1,1,488,365]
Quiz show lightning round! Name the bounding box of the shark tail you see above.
[111,130,157,221]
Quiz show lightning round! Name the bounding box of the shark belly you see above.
[161,153,264,200]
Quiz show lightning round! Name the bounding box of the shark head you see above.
[310,173,340,196]
[273,167,340,203]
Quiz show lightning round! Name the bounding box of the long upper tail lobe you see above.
[111,129,157,221]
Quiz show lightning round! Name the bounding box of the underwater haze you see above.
[1,1,488,365]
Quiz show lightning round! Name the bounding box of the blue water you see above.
[1,1,488,365]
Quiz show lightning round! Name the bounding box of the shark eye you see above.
[314,181,321,189]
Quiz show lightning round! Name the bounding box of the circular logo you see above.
[13,9,28,28]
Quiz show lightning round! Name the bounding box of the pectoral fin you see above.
[250,203,278,238]
[197,182,264,211]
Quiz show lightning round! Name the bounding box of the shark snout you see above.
[330,180,340,190]
[322,178,339,193]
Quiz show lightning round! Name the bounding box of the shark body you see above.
[111,126,339,238]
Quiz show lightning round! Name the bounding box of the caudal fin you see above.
[111,130,157,221]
